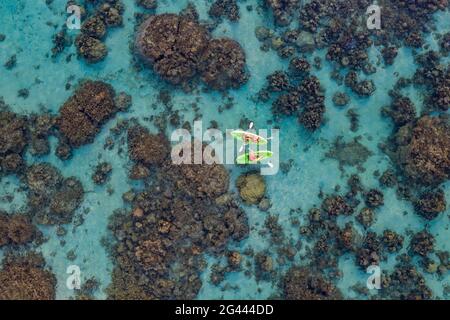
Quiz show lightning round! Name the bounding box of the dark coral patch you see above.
[57,80,118,148]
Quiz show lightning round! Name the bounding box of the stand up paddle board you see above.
[236,151,273,164]
[230,130,268,145]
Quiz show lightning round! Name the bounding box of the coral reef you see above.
[28,114,55,156]
[199,38,249,90]
[127,125,169,167]
[414,51,450,112]
[81,16,107,39]
[289,57,310,75]
[392,116,450,186]
[236,172,266,205]
[382,230,404,253]
[75,34,108,63]
[355,232,382,269]
[209,0,239,22]
[410,230,435,257]
[379,169,397,188]
[326,137,373,171]
[266,0,299,26]
[356,207,375,228]
[57,80,119,150]
[0,110,28,175]
[74,0,125,63]
[281,266,342,300]
[136,0,157,10]
[382,258,433,300]
[382,96,416,127]
[135,13,248,90]
[364,189,384,208]
[332,92,349,107]
[0,212,37,247]
[108,132,248,299]
[414,189,447,220]
[0,252,56,300]
[441,32,450,54]
[135,14,209,84]
[382,46,398,65]
[26,163,84,225]
[297,76,325,131]
[321,195,353,216]
[92,162,112,185]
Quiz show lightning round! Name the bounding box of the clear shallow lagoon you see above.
[0,0,449,299]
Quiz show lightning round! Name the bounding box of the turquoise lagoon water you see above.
[0,0,449,299]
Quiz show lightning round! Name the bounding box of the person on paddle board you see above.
[243,132,261,144]
[248,150,264,162]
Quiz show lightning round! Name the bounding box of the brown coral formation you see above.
[282,266,342,300]
[0,110,28,175]
[0,212,37,247]
[57,80,118,149]
[135,14,209,84]
[410,230,435,257]
[26,163,84,225]
[382,259,433,300]
[135,13,248,90]
[209,0,240,22]
[127,125,169,167]
[108,130,248,299]
[321,195,353,216]
[393,116,450,186]
[382,96,416,126]
[266,0,299,26]
[75,34,108,63]
[414,189,447,220]
[267,73,326,131]
[199,38,249,90]
[74,0,125,63]
[0,252,56,300]
[236,172,266,205]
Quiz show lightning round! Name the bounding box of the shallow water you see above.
[0,0,449,299]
